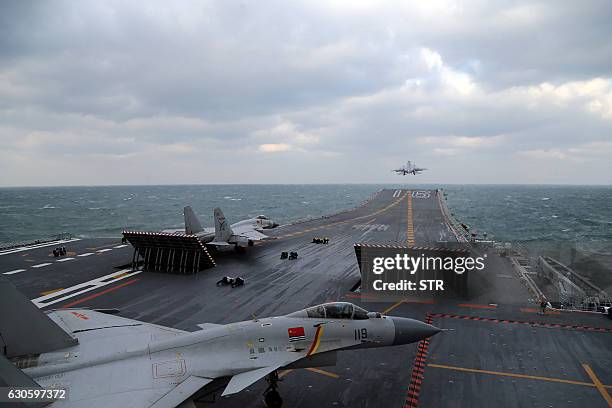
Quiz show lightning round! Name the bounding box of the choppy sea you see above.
[1,184,610,247]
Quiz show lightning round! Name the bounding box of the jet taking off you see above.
[165,206,278,250]
[393,161,427,176]
[0,280,441,408]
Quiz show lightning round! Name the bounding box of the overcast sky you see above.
[1,1,611,186]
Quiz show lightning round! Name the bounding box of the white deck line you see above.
[96,249,112,253]
[77,253,94,257]
[113,244,129,248]
[56,257,76,262]
[32,269,143,308]
[2,269,26,275]
[0,238,81,256]
[32,262,52,268]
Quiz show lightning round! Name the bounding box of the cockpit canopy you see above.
[255,215,269,220]
[287,302,371,320]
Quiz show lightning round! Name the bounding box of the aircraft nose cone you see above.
[389,317,441,345]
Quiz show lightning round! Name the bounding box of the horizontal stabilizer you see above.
[0,278,77,358]
[207,241,231,248]
[150,375,213,408]
[221,365,281,396]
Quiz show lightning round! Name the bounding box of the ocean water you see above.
[1,184,610,257]
[0,185,381,246]
[443,185,612,256]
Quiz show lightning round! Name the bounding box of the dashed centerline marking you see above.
[113,244,129,249]
[56,257,75,262]
[32,262,52,268]
[2,269,26,275]
[77,253,94,257]
[406,191,415,246]
[96,249,112,253]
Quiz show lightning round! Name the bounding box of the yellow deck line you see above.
[306,368,340,378]
[382,299,405,315]
[279,368,339,379]
[583,364,612,407]
[278,369,293,378]
[40,288,64,296]
[406,192,415,246]
[278,194,406,238]
[429,363,612,389]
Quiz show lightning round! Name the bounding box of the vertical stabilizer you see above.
[213,207,233,242]
[184,206,203,235]
[0,279,77,358]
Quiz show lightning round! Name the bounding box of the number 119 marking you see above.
[355,328,367,340]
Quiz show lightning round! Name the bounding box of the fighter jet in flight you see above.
[0,279,441,408]
[393,161,427,176]
[164,206,279,250]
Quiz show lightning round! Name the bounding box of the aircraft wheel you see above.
[264,390,283,408]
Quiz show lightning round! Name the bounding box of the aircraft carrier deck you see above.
[2,189,611,408]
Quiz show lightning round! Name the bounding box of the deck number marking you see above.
[412,191,431,199]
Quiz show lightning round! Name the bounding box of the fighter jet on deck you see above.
[393,161,427,176]
[164,206,279,250]
[0,280,441,408]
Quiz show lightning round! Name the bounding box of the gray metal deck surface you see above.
[1,189,610,407]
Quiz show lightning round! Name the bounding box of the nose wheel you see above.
[263,371,283,408]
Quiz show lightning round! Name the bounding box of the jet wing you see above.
[206,241,232,249]
[231,224,269,241]
[221,365,283,396]
[150,376,213,408]
[221,347,324,397]
[48,309,187,339]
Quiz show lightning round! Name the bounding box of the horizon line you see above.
[1,182,611,189]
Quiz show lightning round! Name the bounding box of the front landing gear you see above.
[263,371,283,408]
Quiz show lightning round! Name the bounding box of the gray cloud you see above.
[0,0,611,186]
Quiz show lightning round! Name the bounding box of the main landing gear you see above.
[263,370,283,408]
